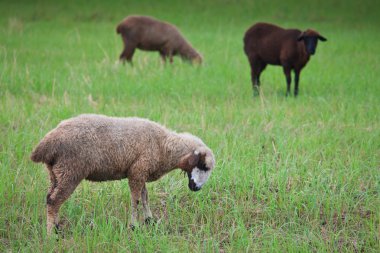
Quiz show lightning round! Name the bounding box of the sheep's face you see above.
[180,149,215,192]
[298,29,327,55]
[191,55,203,65]
[187,162,212,191]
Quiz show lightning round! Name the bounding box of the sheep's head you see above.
[297,29,327,55]
[179,147,215,192]
[191,54,203,65]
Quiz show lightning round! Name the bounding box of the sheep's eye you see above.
[197,161,209,171]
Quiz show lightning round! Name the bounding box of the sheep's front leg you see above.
[294,69,301,97]
[161,45,173,64]
[169,53,174,64]
[128,180,144,229]
[141,184,153,224]
[283,67,292,96]
[159,51,167,64]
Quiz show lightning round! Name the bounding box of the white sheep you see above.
[30,114,215,235]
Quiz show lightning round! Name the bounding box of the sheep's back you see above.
[244,23,301,65]
[121,15,183,51]
[32,115,167,172]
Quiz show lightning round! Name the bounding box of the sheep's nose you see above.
[188,180,201,191]
[308,48,316,55]
[193,186,201,192]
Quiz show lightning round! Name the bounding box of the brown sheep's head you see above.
[297,29,327,55]
[179,147,215,192]
[191,54,203,65]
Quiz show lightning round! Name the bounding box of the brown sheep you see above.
[243,22,327,96]
[116,15,202,64]
[30,114,215,235]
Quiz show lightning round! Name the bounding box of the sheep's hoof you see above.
[144,217,156,225]
[252,86,260,97]
[54,224,61,234]
[130,224,140,231]
[53,224,64,240]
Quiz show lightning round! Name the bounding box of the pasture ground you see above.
[0,0,379,251]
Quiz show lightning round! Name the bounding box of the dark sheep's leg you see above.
[169,53,173,64]
[119,37,136,66]
[119,51,126,63]
[256,63,267,94]
[160,45,173,64]
[165,48,173,64]
[159,52,167,64]
[249,67,259,92]
[283,67,292,96]
[294,69,301,97]
[123,45,136,66]
[120,49,134,65]
[46,175,81,236]
[119,35,129,64]
[141,184,154,224]
[253,76,260,96]
[249,57,262,96]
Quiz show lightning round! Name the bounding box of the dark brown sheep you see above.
[30,114,215,235]
[116,15,202,64]
[243,22,327,96]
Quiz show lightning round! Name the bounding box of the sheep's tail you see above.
[116,23,123,34]
[116,22,131,34]
[243,33,251,55]
[30,138,57,165]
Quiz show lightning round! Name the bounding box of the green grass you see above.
[1,0,379,251]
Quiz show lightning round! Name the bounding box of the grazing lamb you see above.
[30,114,215,235]
[116,15,203,64]
[243,22,327,96]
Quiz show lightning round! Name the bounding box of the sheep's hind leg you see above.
[141,184,154,224]
[249,57,265,97]
[46,168,57,201]
[46,175,80,236]
[255,63,267,95]
[128,180,144,230]
[120,42,136,66]
[252,72,260,95]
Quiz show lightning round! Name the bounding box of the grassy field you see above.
[1,0,379,251]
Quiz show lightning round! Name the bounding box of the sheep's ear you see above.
[297,33,304,41]
[318,35,327,42]
[187,151,200,167]
[179,151,200,170]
